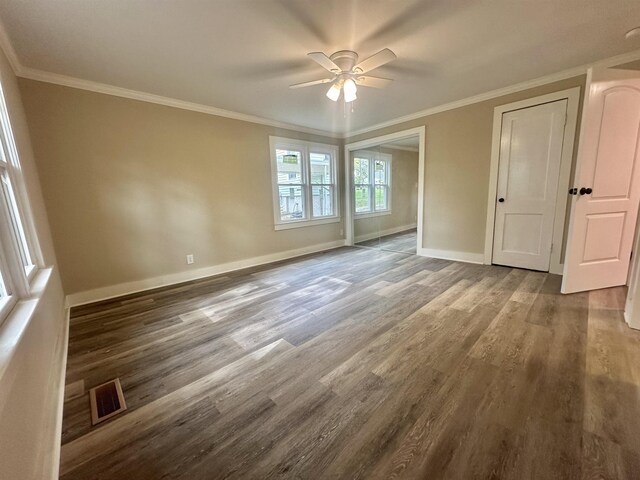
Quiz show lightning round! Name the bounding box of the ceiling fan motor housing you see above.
[329,50,359,72]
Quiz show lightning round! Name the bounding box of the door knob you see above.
[579,187,593,195]
[498,198,505,203]
[569,188,578,195]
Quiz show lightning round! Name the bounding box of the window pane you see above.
[1,168,33,270]
[354,158,370,184]
[276,149,303,184]
[355,185,371,213]
[310,152,332,184]
[375,160,387,185]
[375,185,388,211]
[278,185,305,221]
[312,185,333,217]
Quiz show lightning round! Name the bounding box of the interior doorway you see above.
[344,127,426,255]
[484,88,581,274]
[352,137,419,254]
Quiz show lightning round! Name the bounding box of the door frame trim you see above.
[483,87,581,274]
[343,126,426,252]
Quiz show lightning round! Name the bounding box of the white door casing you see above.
[562,68,640,294]
[492,100,568,271]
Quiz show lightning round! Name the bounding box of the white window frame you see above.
[0,81,42,325]
[353,150,392,219]
[269,136,340,230]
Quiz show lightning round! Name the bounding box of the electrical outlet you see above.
[186,254,194,265]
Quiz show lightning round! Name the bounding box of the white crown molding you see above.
[343,66,586,138]
[17,67,343,139]
[1,12,640,140]
[344,48,640,138]
[0,16,341,139]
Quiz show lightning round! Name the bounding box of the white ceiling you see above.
[1,0,640,135]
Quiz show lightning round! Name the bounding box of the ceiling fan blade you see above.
[355,75,393,89]
[353,48,397,74]
[307,52,341,73]
[289,78,333,89]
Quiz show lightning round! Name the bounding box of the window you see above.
[270,137,339,230]
[0,81,39,323]
[353,151,391,217]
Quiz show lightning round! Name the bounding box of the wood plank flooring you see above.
[356,229,417,254]
[60,246,640,479]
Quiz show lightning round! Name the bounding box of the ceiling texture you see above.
[1,0,639,135]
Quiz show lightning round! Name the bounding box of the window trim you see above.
[0,86,42,269]
[269,136,340,231]
[353,150,392,218]
[0,81,42,325]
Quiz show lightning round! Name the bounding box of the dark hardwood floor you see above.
[60,246,640,479]
[356,228,417,254]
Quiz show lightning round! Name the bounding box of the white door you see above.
[492,100,567,271]
[562,68,640,294]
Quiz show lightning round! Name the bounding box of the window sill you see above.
[0,267,53,381]
[274,216,341,231]
[354,210,392,219]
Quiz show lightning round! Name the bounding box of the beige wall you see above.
[0,46,67,479]
[346,76,587,258]
[354,147,418,241]
[19,80,344,295]
[20,74,586,297]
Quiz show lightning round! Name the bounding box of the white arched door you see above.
[562,68,640,294]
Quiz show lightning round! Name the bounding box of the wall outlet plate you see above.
[186,254,194,264]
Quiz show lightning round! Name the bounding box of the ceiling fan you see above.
[290,49,397,102]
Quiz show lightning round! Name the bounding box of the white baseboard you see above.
[418,247,485,264]
[44,307,70,480]
[66,240,346,307]
[354,223,417,243]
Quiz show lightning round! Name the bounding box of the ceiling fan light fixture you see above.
[343,78,357,102]
[326,82,341,102]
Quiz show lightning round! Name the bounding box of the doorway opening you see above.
[344,127,425,256]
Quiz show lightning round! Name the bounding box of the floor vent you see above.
[89,378,127,425]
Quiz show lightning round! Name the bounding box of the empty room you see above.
[1,1,640,479]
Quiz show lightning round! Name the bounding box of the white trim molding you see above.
[344,49,640,138]
[19,67,341,139]
[66,240,346,307]
[418,248,484,264]
[1,12,638,140]
[483,87,581,274]
[44,306,70,480]
[269,136,341,231]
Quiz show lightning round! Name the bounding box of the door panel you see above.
[582,212,626,262]
[492,100,567,271]
[502,213,543,255]
[592,90,638,198]
[562,68,640,293]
